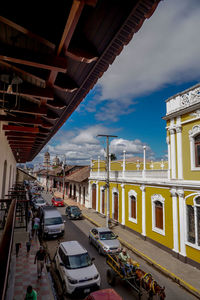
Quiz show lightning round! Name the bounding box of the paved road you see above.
[42,192,197,300]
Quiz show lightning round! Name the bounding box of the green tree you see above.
[110,153,117,161]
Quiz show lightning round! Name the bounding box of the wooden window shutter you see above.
[155,201,163,229]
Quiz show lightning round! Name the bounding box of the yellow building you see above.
[89,83,200,268]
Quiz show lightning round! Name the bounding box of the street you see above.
[42,192,197,300]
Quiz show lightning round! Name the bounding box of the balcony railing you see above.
[90,169,168,181]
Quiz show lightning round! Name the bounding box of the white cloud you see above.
[33,126,156,165]
[91,0,200,121]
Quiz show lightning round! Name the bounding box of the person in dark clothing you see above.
[26,240,31,256]
[34,246,47,278]
[15,242,21,257]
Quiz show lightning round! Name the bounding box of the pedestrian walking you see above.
[32,216,40,239]
[26,240,31,256]
[34,246,47,278]
[15,242,21,257]
[24,285,37,300]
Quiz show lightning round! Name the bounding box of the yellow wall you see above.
[145,187,173,249]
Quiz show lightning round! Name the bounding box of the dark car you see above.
[65,205,83,219]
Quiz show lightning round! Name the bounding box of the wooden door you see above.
[155,201,163,229]
[114,192,118,221]
[92,184,96,209]
[102,189,105,214]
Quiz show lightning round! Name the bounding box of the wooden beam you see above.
[9,139,43,144]
[54,73,78,92]
[5,132,46,138]
[0,60,46,86]
[0,115,52,128]
[0,44,68,73]
[3,125,39,133]
[0,84,54,100]
[7,137,36,141]
[47,0,85,84]
[9,105,47,116]
[0,16,56,50]
[47,100,65,109]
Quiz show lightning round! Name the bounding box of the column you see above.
[122,150,126,179]
[178,189,186,257]
[142,146,146,179]
[176,121,183,179]
[121,184,125,225]
[166,136,171,179]
[88,181,92,208]
[170,188,179,253]
[96,181,99,212]
[170,128,176,179]
[140,185,146,237]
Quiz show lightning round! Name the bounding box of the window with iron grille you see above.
[187,196,200,247]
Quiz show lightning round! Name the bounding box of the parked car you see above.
[55,241,100,296]
[84,289,123,300]
[65,205,83,219]
[33,197,46,210]
[89,227,121,255]
[51,197,64,207]
[40,206,65,238]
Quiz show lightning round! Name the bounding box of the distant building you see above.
[44,151,50,169]
[52,155,60,167]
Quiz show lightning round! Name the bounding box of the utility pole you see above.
[97,134,117,228]
[62,154,66,200]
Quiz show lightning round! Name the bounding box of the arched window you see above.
[195,134,200,167]
[128,190,137,223]
[187,196,200,247]
[152,194,165,235]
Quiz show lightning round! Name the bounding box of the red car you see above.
[84,289,123,300]
[51,197,64,207]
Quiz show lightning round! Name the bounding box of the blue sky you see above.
[33,0,200,166]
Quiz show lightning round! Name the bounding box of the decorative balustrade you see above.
[90,169,168,180]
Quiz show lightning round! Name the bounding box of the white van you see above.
[55,241,100,296]
[41,206,65,238]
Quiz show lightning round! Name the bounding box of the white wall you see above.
[0,121,17,198]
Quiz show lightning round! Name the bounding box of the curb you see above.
[83,213,200,299]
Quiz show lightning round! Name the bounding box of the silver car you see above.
[89,227,121,255]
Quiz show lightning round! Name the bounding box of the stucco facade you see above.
[89,84,200,268]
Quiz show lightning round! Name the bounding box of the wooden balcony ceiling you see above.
[0,0,160,163]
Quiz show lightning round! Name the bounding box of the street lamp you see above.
[97,134,118,228]
[62,155,66,200]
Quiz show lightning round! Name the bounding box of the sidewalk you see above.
[13,229,55,300]
[60,194,200,299]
